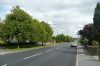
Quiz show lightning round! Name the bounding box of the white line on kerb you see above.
[24,53,42,59]
[2,64,7,66]
[76,47,78,66]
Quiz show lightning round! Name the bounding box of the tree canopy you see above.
[93,2,100,44]
[1,6,53,47]
[55,34,73,43]
[78,23,93,40]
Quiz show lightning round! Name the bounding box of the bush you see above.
[0,38,5,44]
[92,40,99,49]
[90,40,99,55]
[0,38,6,47]
[79,37,88,46]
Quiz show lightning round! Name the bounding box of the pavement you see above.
[77,46,100,66]
[0,43,77,66]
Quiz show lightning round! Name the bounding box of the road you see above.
[0,43,77,66]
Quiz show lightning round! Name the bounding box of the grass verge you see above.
[0,43,60,52]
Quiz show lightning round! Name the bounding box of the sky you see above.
[0,0,99,37]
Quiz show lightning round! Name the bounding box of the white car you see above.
[71,43,77,47]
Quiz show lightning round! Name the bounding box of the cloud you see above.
[0,0,100,37]
[0,5,11,20]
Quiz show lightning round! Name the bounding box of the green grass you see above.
[0,43,60,52]
[0,45,46,52]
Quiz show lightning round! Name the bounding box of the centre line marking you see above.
[56,47,60,49]
[24,53,42,59]
[2,64,7,66]
[46,49,54,52]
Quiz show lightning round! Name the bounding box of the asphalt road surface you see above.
[0,43,77,66]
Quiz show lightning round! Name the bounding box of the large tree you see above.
[93,2,100,45]
[3,6,36,48]
[78,23,94,45]
[78,23,93,39]
[2,6,53,47]
[38,21,53,45]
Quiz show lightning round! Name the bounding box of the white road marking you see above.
[55,47,61,49]
[46,46,63,52]
[55,48,59,49]
[24,53,42,59]
[24,46,63,59]
[2,64,7,66]
[46,49,54,52]
[76,47,78,66]
[49,46,63,50]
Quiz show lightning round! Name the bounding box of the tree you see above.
[93,2,100,46]
[51,36,56,43]
[78,23,94,45]
[79,37,88,46]
[3,6,34,48]
[0,21,5,44]
[65,35,73,42]
[38,21,53,45]
[56,34,66,43]
[0,22,4,38]
[78,23,93,39]
[2,6,53,48]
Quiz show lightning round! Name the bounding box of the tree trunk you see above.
[42,41,44,46]
[17,40,20,48]
[17,43,20,48]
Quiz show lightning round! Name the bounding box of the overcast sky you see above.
[0,0,99,37]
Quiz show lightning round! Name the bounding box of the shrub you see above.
[92,40,99,49]
[79,37,88,46]
[0,38,5,44]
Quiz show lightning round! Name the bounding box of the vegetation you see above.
[56,34,66,43]
[0,6,53,48]
[92,40,99,49]
[0,22,4,39]
[79,37,88,46]
[93,2,100,47]
[39,22,53,45]
[78,23,94,45]
[65,35,73,42]
[55,34,73,43]
[78,2,100,60]
[0,6,73,49]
